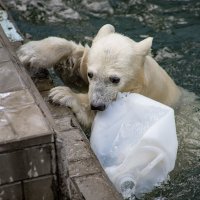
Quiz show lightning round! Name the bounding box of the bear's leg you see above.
[49,86,95,128]
[17,37,85,69]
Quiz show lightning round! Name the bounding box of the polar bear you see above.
[17,24,181,128]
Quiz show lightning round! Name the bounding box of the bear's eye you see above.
[88,72,93,79]
[109,76,120,84]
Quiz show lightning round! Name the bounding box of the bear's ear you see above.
[135,37,153,55]
[93,24,115,44]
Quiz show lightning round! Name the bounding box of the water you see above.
[4,0,200,199]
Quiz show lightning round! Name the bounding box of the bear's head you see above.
[87,24,153,111]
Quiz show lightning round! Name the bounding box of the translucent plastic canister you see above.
[90,93,178,198]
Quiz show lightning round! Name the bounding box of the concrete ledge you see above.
[0,18,57,200]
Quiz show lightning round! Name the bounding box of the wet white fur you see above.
[18,24,181,128]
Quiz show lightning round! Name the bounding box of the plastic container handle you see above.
[139,146,166,176]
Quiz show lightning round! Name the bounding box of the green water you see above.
[5,0,200,199]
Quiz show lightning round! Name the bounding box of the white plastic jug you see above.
[90,93,178,199]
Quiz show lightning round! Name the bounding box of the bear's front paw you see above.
[49,86,79,110]
[17,41,52,68]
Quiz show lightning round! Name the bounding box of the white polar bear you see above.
[17,24,181,128]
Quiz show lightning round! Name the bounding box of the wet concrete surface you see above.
[0,32,52,145]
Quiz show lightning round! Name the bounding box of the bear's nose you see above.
[91,103,106,111]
